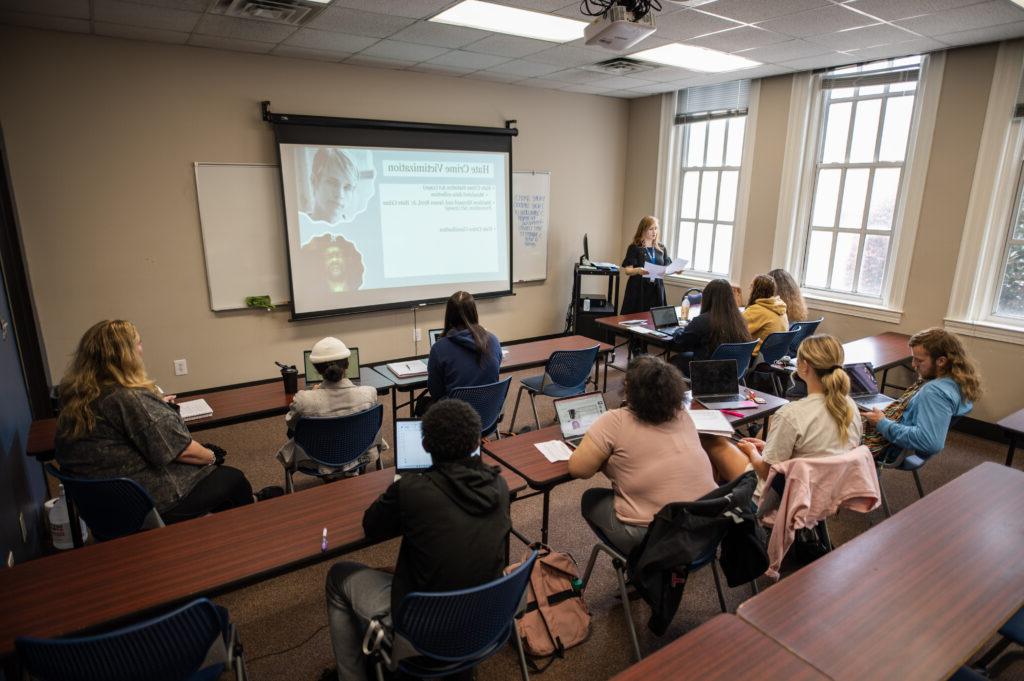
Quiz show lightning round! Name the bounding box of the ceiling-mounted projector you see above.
[584,4,656,51]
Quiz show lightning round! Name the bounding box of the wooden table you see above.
[0,458,523,660]
[609,614,828,681]
[736,462,1024,681]
[841,331,912,390]
[997,408,1024,468]
[26,367,395,461]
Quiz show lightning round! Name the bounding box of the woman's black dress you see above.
[621,243,670,314]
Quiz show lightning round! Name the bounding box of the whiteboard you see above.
[512,171,550,283]
[194,163,290,311]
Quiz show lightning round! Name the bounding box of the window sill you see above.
[803,293,904,324]
[664,273,727,290]
[944,318,1024,346]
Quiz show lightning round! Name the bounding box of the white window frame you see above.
[946,40,1024,346]
[772,52,945,323]
[656,81,760,293]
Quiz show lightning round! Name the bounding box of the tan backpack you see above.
[506,545,591,668]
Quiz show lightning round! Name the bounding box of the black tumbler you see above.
[281,365,298,394]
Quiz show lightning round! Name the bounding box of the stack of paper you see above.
[179,398,213,422]
[686,409,734,437]
[387,360,428,378]
[534,440,573,463]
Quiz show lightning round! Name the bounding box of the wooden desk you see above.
[0,458,522,659]
[736,462,1024,681]
[841,331,912,390]
[609,614,828,681]
[997,408,1024,468]
[27,367,395,461]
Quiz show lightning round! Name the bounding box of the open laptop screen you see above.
[689,359,739,397]
[395,419,480,472]
[650,305,679,329]
[428,329,443,347]
[845,362,879,397]
[303,347,360,385]
[554,392,607,440]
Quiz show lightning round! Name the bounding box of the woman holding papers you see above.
[620,216,672,314]
[54,320,268,524]
[568,356,716,554]
[418,291,501,415]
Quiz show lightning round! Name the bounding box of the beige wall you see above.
[0,26,629,392]
[624,42,1018,424]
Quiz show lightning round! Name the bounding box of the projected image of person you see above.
[298,147,376,246]
[298,233,365,295]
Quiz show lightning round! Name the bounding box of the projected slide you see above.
[280,143,510,316]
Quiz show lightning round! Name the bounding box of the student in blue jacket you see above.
[417,291,502,414]
[862,328,980,458]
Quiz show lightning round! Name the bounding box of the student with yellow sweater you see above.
[742,274,789,354]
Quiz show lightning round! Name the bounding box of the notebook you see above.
[178,398,213,422]
[387,360,428,379]
[553,392,607,448]
[393,419,480,479]
[845,362,896,410]
[303,347,360,388]
[689,359,750,410]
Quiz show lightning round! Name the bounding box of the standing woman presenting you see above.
[620,216,671,314]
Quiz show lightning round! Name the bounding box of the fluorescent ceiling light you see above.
[430,0,587,43]
[630,43,761,72]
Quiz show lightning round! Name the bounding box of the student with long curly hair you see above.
[768,268,808,323]
[742,274,789,354]
[55,320,265,524]
[862,328,980,458]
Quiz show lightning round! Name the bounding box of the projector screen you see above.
[272,116,514,319]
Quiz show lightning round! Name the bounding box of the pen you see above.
[721,409,744,418]
[321,527,328,552]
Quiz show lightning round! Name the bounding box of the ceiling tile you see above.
[627,81,680,94]
[586,74,658,89]
[846,0,985,22]
[934,18,1024,44]
[547,67,632,83]
[187,34,276,54]
[0,0,88,18]
[699,0,831,24]
[845,36,946,59]
[308,7,417,38]
[736,39,832,63]
[561,83,614,94]
[411,63,477,76]
[524,43,610,67]
[727,63,794,79]
[637,65,705,82]
[467,70,526,83]
[779,51,859,71]
[388,20,490,48]
[93,0,200,32]
[112,0,210,10]
[757,4,878,37]
[805,22,918,50]
[516,0,585,10]
[195,14,296,43]
[284,28,378,53]
[894,1,1024,36]
[427,49,510,69]
[603,89,649,98]
[521,77,572,90]
[486,58,566,76]
[462,33,552,58]
[344,54,415,69]
[359,39,449,62]
[94,21,189,44]
[0,10,89,32]
[688,25,790,52]
[271,45,351,62]
[326,0,455,20]
[652,9,744,41]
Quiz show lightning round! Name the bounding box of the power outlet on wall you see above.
[174,359,188,376]
[414,328,422,342]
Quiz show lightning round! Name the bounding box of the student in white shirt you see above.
[704,334,862,500]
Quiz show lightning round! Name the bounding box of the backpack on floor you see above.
[505,544,591,670]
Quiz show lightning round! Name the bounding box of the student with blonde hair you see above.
[703,334,862,500]
[768,268,808,323]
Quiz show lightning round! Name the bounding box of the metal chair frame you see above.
[448,377,513,440]
[287,404,384,493]
[509,346,600,431]
[44,464,164,542]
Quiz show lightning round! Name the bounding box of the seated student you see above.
[768,268,808,324]
[276,336,386,477]
[862,328,979,458]
[418,291,501,414]
[55,320,273,525]
[569,355,717,555]
[322,399,510,681]
[702,334,862,501]
[742,274,789,355]
[670,278,752,377]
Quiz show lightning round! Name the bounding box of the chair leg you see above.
[912,469,925,499]
[878,467,892,518]
[510,386,526,433]
[513,623,531,681]
[374,661,385,681]
[284,469,294,495]
[710,561,728,613]
[580,543,604,589]
[613,559,642,662]
[528,393,540,431]
[750,579,759,596]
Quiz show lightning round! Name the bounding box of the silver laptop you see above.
[303,347,360,388]
[428,328,444,347]
[689,359,749,409]
[846,362,896,410]
[394,419,479,480]
[650,305,685,335]
[554,392,607,448]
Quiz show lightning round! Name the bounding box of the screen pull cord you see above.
[413,305,419,356]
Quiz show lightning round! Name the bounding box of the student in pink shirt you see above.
[568,356,717,554]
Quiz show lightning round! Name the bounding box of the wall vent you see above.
[210,0,325,25]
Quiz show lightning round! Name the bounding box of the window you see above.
[802,57,922,298]
[667,81,751,279]
[995,160,1024,319]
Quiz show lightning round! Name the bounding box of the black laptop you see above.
[651,305,686,334]
[846,362,896,410]
[689,359,748,409]
[303,347,360,388]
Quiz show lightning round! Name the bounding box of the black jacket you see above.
[626,472,765,635]
[671,312,714,363]
[363,457,511,613]
[620,243,669,314]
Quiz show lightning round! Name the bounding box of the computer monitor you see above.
[303,347,360,387]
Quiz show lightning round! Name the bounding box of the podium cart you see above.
[571,263,619,344]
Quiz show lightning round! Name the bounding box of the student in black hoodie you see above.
[323,399,511,681]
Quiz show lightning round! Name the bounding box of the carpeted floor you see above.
[195,355,1024,680]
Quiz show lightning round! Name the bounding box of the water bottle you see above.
[47,484,88,550]
[681,297,691,321]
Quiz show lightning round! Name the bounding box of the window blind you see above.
[674,80,749,125]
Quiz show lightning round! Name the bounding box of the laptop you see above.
[553,392,607,448]
[689,359,749,409]
[428,328,444,347]
[394,418,480,480]
[845,362,896,410]
[650,305,686,335]
[303,347,360,388]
